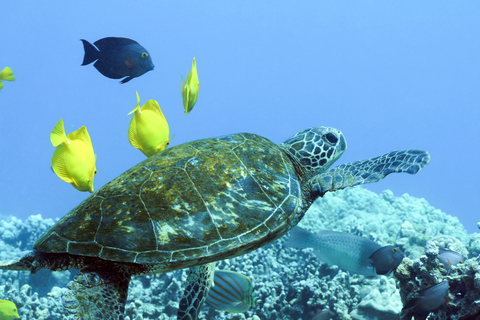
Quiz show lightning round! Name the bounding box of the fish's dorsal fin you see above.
[94,37,138,51]
[68,126,92,149]
[142,99,166,120]
[50,118,67,147]
[51,146,74,183]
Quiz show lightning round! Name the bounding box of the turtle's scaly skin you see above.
[35,133,303,273]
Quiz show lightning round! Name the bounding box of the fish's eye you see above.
[94,170,97,175]
[142,52,149,58]
[393,248,398,252]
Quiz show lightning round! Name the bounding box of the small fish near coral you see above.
[81,37,154,83]
[50,118,97,193]
[369,245,405,275]
[128,91,171,157]
[437,248,464,271]
[181,57,200,115]
[0,300,20,320]
[205,269,257,313]
[0,67,15,91]
[401,280,449,318]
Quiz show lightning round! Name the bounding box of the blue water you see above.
[1,2,479,319]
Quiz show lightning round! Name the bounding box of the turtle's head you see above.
[280,127,347,180]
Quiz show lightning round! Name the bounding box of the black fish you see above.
[369,245,405,275]
[81,37,154,83]
[402,281,449,317]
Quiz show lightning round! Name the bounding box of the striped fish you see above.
[205,269,257,313]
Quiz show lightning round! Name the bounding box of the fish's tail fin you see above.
[283,226,315,249]
[80,39,100,65]
[51,118,68,146]
[0,67,15,81]
[128,91,142,115]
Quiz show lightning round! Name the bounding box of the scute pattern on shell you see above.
[34,133,302,269]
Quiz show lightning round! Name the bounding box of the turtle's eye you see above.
[324,132,338,144]
[142,52,149,58]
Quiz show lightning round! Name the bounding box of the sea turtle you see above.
[0,126,430,319]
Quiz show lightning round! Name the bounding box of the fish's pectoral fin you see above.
[178,262,216,320]
[120,76,134,84]
[184,87,192,115]
[128,117,141,150]
[51,146,74,184]
[62,270,131,319]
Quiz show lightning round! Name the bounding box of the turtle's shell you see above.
[35,133,302,268]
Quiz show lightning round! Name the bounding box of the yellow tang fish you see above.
[0,67,15,92]
[0,300,20,320]
[181,57,199,115]
[50,118,96,193]
[128,91,171,157]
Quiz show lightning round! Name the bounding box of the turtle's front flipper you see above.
[178,262,216,320]
[310,149,430,196]
[62,270,131,320]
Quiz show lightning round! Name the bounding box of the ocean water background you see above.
[1,3,480,319]
[0,3,479,235]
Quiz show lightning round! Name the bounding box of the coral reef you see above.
[395,240,480,320]
[0,187,477,319]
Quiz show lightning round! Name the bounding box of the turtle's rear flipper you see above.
[0,251,35,271]
[177,262,216,320]
[62,270,131,320]
[311,149,430,196]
